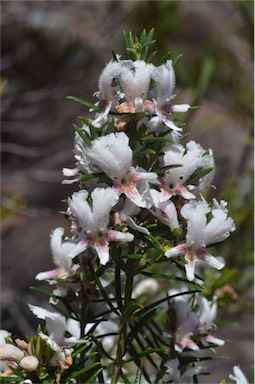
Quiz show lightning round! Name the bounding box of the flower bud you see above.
[0,344,24,361]
[19,355,39,372]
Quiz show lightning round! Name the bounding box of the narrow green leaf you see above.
[126,344,151,383]
[141,271,202,287]
[123,302,143,317]
[134,290,201,317]
[30,286,59,300]
[135,148,157,158]
[141,136,175,144]
[186,167,214,185]
[126,309,156,346]
[72,343,92,359]
[147,50,157,63]
[64,362,100,381]
[172,53,183,67]
[0,377,24,383]
[126,253,144,260]
[133,144,146,156]
[79,116,100,139]
[90,335,115,361]
[189,105,201,110]
[85,368,104,383]
[89,263,119,315]
[101,117,114,136]
[67,96,100,112]
[135,367,142,384]
[59,210,73,222]
[158,50,172,65]
[75,127,91,146]
[114,223,129,232]
[130,327,159,369]
[124,347,167,363]
[79,173,97,182]
[121,371,131,384]
[115,261,123,311]
[162,164,183,170]
[111,48,118,61]
[144,234,162,251]
[145,323,169,348]
[196,57,215,96]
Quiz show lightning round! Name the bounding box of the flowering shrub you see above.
[0,30,247,384]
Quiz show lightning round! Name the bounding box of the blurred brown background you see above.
[1,1,253,382]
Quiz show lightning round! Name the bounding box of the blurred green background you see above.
[1,1,253,382]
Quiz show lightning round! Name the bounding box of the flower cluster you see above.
[0,31,240,384]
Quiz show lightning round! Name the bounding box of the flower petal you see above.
[87,132,132,180]
[107,229,134,243]
[181,200,210,249]
[98,60,122,101]
[185,253,197,281]
[29,305,66,345]
[68,238,90,259]
[165,243,187,258]
[131,170,158,183]
[171,104,190,113]
[196,249,225,270]
[35,270,59,281]
[203,208,236,246]
[62,168,79,177]
[203,334,225,346]
[68,190,93,231]
[91,187,119,230]
[175,185,196,199]
[124,185,147,208]
[152,60,175,107]
[119,60,154,102]
[125,216,150,235]
[94,240,110,265]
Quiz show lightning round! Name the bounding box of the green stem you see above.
[78,255,89,383]
[111,260,134,384]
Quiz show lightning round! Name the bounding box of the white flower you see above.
[94,60,122,122]
[166,300,199,352]
[29,305,75,346]
[147,116,181,144]
[151,60,190,131]
[119,196,150,235]
[197,295,225,347]
[165,199,235,281]
[229,366,248,384]
[165,358,202,383]
[86,132,157,207]
[148,189,179,231]
[35,227,79,281]
[68,188,134,265]
[29,305,87,367]
[62,127,101,184]
[116,60,154,113]
[158,141,215,200]
[97,60,122,103]
[198,295,217,328]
